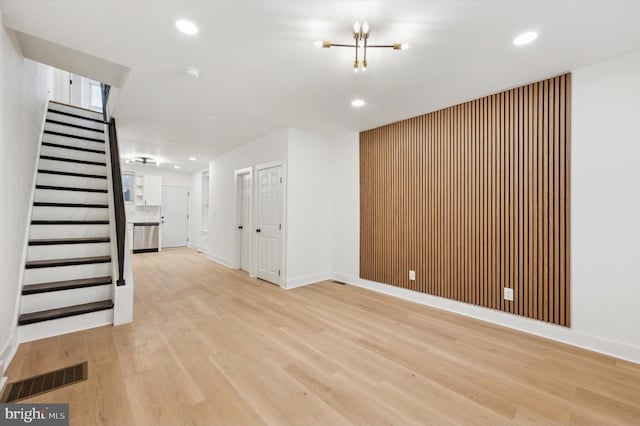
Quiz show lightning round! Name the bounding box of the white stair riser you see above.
[37,173,107,190]
[38,159,106,176]
[20,285,112,314]
[32,206,109,221]
[43,133,105,152]
[47,112,105,131]
[18,309,113,343]
[24,262,112,285]
[41,145,106,163]
[30,224,110,239]
[44,122,105,141]
[48,104,103,121]
[35,189,108,204]
[27,243,111,261]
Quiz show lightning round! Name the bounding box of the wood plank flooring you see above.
[6,248,640,425]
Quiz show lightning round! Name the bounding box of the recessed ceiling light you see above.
[174,165,181,169]
[188,157,197,161]
[185,67,200,78]
[207,114,218,120]
[351,99,365,107]
[513,31,538,46]
[176,19,198,35]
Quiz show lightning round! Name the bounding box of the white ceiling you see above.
[2,1,640,172]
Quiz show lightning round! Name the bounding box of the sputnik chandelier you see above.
[315,21,408,72]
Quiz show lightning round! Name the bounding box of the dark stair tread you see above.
[40,155,106,166]
[42,141,105,154]
[48,108,106,124]
[26,255,111,269]
[38,169,107,179]
[34,202,108,208]
[44,130,104,143]
[35,184,107,193]
[31,220,109,225]
[18,300,114,325]
[46,119,104,133]
[29,237,110,246]
[22,276,112,295]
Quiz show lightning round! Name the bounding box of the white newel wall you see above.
[0,17,53,384]
[286,129,332,288]
[329,50,640,363]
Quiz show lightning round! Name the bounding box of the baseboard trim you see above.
[332,273,640,365]
[207,254,237,270]
[0,328,18,395]
[285,273,332,289]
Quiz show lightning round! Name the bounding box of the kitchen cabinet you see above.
[135,175,162,206]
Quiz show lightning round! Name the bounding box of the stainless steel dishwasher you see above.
[133,222,159,253]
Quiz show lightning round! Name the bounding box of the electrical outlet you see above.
[504,287,514,301]
[409,270,416,281]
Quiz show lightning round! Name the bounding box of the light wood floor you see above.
[6,248,640,425]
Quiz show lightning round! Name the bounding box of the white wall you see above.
[329,50,640,363]
[571,50,640,354]
[121,163,192,187]
[188,167,209,253]
[286,129,331,288]
[0,19,52,378]
[208,129,288,268]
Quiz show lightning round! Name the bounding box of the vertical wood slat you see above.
[359,74,571,326]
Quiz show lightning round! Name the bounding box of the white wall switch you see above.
[504,287,514,301]
[409,270,416,281]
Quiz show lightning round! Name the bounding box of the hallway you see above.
[5,248,640,425]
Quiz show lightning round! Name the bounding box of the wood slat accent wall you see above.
[360,74,571,326]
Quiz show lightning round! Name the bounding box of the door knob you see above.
[256,228,261,233]
[238,225,243,229]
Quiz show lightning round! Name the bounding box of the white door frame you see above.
[253,160,287,287]
[233,167,252,273]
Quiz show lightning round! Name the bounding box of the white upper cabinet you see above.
[135,174,162,206]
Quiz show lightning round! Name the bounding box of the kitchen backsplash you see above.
[126,203,161,223]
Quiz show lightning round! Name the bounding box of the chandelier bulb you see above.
[362,22,370,35]
[353,21,361,34]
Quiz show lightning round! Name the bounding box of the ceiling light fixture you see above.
[513,31,538,46]
[207,114,218,120]
[188,157,197,161]
[174,166,181,169]
[351,99,365,107]
[176,19,198,35]
[133,156,156,165]
[316,21,407,71]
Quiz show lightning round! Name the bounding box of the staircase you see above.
[17,100,116,342]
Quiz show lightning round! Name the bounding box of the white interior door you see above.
[161,186,189,248]
[239,174,251,272]
[256,166,282,285]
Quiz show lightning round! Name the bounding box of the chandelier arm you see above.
[366,45,396,48]
[354,35,359,68]
[364,36,368,67]
[330,43,357,48]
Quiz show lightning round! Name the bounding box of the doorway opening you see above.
[234,168,252,273]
